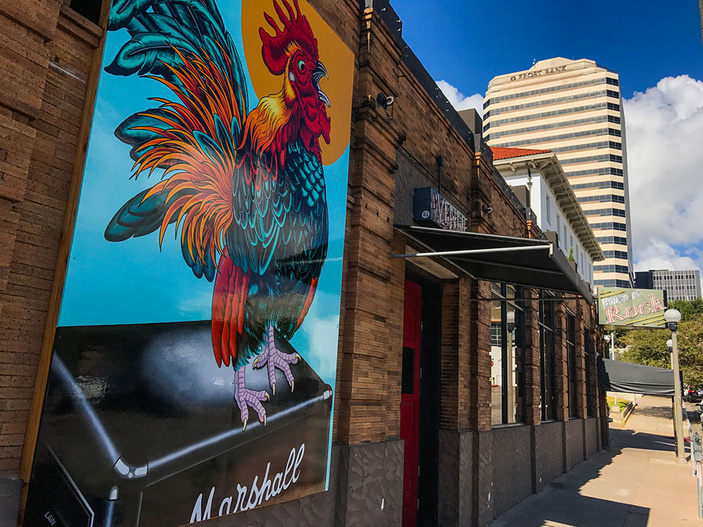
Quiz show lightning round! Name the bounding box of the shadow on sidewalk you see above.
[490,414,689,526]
[492,441,651,527]
[631,404,672,419]
[495,495,649,527]
[490,399,700,526]
[610,428,677,452]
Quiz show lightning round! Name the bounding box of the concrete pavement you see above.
[491,395,703,527]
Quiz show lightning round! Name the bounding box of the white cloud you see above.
[624,75,703,272]
[436,80,484,116]
[288,290,340,386]
[633,240,699,271]
[298,296,339,385]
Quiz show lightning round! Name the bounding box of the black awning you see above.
[395,225,594,303]
[598,358,675,396]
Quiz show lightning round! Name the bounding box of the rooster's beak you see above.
[313,61,330,108]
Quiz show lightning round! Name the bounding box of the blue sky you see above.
[393,0,703,275]
[392,0,703,99]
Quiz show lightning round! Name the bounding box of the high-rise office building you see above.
[635,269,702,301]
[484,57,634,288]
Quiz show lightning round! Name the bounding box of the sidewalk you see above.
[491,395,703,527]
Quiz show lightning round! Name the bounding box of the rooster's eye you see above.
[297,60,306,72]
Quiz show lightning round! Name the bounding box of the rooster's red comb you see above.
[260,0,319,76]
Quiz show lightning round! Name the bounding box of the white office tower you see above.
[484,57,634,288]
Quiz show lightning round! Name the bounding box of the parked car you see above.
[686,387,703,403]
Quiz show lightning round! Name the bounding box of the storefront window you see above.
[491,284,524,425]
[539,294,556,421]
[566,313,577,418]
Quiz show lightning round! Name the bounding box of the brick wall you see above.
[523,288,542,425]
[573,299,588,418]
[440,279,473,431]
[554,301,569,421]
[335,7,403,445]
[0,0,104,478]
[472,280,493,432]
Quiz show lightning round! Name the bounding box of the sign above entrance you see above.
[598,288,667,328]
[413,187,468,232]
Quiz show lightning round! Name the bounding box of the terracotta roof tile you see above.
[491,146,552,160]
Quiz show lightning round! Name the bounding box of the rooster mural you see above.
[103,0,332,430]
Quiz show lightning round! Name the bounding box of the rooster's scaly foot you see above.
[234,368,269,430]
[253,324,300,394]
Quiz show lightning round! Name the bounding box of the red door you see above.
[400,280,422,527]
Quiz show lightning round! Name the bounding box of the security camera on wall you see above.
[376,92,395,109]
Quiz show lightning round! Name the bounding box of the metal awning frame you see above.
[393,244,552,260]
[394,225,595,304]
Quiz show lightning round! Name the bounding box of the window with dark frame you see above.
[539,293,557,421]
[566,313,578,418]
[490,283,525,426]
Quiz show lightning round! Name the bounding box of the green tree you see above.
[621,328,670,369]
[676,316,703,386]
[668,298,703,322]
[621,299,703,386]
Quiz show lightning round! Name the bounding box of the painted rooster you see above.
[104,0,331,429]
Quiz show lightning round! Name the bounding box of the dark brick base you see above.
[438,430,473,526]
[337,439,404,527]
[438,420,601,527]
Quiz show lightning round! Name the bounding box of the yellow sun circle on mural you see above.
[241,0,354,166]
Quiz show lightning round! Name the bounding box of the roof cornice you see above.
[494,153,605,261]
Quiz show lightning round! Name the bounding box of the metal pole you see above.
[693,424,697,477]
[392,244,551,260]
[691,432,703,518]
[507,328,515,423]
[694,433,703,518]
[672,330,686,460]
[610,332,617,408]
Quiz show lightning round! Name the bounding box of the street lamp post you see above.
[604,334,618,408]
[665,308,685,460]
[604,334,610,356]
[507,310,516,423]
[603,331,615,360]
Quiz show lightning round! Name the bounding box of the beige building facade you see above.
[491,147,604,287]
[484,57,634,288]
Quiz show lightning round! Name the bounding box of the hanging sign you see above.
[413,187,468,231]
[598,288,667,328]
